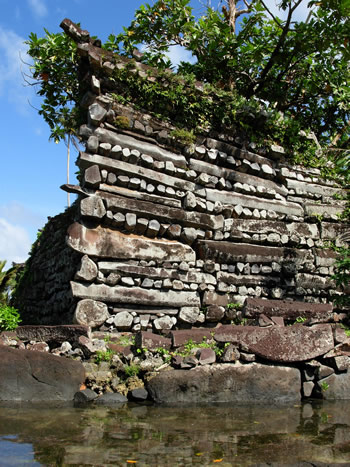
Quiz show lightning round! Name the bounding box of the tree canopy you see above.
[27,0,349,160]
[106,0,349,148]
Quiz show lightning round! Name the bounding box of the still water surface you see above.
[0,401,350,466]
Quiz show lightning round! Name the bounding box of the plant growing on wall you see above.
[107,0,349,150]
[332,243,350,308]
[26,0,349,159]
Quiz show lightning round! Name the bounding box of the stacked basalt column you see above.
[22,19,350,331]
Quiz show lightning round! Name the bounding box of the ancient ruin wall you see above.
[15,20,349,330]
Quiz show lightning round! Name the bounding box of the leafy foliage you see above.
[0,305,21,331]
[0,261,21,306]
[179,337,229,357]
[94,349,115,363]
[107,0,349,149]
[26,29,82,142]
[332,246,350,308]
[124,363,141,377]
[26,1,349,157]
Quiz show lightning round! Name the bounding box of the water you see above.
[1,401,350,466]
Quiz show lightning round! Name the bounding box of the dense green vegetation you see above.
[26,1,349,160]
[109,0,349,147]
[0,260,20,306]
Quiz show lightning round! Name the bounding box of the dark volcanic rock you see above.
[147,363,301,404]
[319,372,350,400]
[74,389,98,404]
[129,387,149,401]
[244,297,333,322]
[94,392,128,405]
[197,348,216,365]
[0,346,85,402]
[135,331,172,350]
[214,324,334,362]
[15,325,89,346]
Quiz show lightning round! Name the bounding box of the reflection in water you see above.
[1,401,350,465]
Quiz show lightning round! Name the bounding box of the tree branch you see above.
[235,8,251,18]
[247,0,303,97]
[330,119,350,148]
[259,0,283,28]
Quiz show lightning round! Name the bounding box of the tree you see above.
[105,0,349,149]
[26,1,349,154]
[0,261,19,306]
[26,29,81,143]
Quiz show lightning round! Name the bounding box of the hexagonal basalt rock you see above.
[113,311,133,331]
[74,299,109,327]
[75,255,98,282]
[178,306,200,324]
[154,316,174,331]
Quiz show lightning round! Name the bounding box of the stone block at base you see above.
[319,372,350,400]
[0,346,85,402]
[146,363,301,404]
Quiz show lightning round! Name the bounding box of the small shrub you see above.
[0,305,21,331]
[170,128,196,145]
[332,246,350,308]
[124,363,140,377]
[179,337,228,358]
[114,115,130,129]
[339,323,350,337]
[154,347,172,363]
[118,335,135,346]
[320,381,329,392]
[94,349,115,364]
[226,302,242,310]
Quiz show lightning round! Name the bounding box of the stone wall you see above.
[16,19,349,331]
[14,207,81,324]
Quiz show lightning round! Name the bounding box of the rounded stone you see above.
[75,255,98,282]
[179,306,200,324]
[113,311,133,331]
[74,299,109,327]
[154,316,174,331]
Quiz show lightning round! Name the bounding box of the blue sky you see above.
[0,0,153,268]
[0,0,310,268]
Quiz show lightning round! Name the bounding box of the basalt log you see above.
[214,324,334,362]
[146,363,301,404]
[67,222,196,262]
[244,297,333,322]
[71,282,201,307]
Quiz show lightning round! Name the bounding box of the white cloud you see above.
[166,45,196,69]
[0,218,31,267]
[0,202,44,227]
[0,26,33,114]
[27,0,48,18]
[141,43,195,69]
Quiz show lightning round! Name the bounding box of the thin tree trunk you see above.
[228,0,237,33]
[67,134,70,208]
